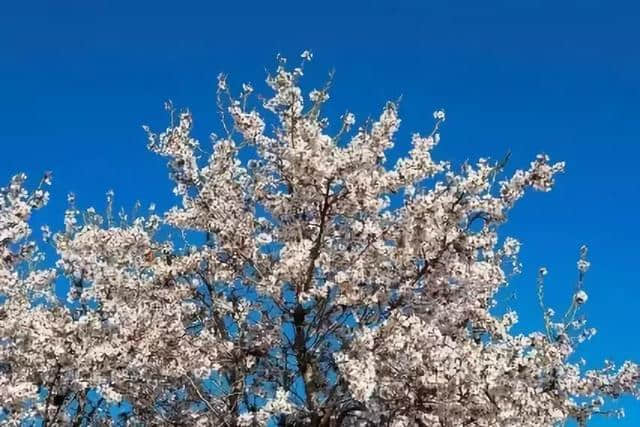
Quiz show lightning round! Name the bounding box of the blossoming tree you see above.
[1,52,639,426]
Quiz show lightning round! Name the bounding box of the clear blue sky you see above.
[1,1,638,424]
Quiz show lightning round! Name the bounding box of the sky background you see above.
[1,1,639,424]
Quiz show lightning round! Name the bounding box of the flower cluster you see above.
[1,53,638,426]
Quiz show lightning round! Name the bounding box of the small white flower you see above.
[433,109,446,121]
[40,225,51,242]
[335,271,348,284]
[217,73,227,91]
[256,233,272,245]
[502,237,521,257]
[300,50,313,61]
[343,112,356,126]
[43,171,53,186]
[574,290,588,304]
[577,259,591,273]
[310,89,329,103]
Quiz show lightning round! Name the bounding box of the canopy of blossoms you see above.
[1,52,638,426]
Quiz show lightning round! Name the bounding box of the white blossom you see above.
[309,89,329,103]
[343,112,356,126]
[433,109,446,121]
[575,290,589,304]
[578,259,591,273]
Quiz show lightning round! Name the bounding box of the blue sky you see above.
[1,1,639,424]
